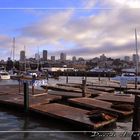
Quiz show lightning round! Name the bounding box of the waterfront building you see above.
[100,54,107,61]
[20,50,25,62]
[35,53,40,60]
[51,56,55,61]
[124,56,130,62]
[43,50,48,61]
[132,54,139,63]
[72,56,76,62]
[60,52,66,61]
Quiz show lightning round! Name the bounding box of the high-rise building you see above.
[43,50,47,61]
[35,53,40,60]
[100,54,106,61]
[124,56,130,62]
[72,56,76,62]
[20,50,25,61]
[132,54,139,63]
[60,52,66,61]
[51,56,55,61]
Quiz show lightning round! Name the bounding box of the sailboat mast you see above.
[13,37,15,61]
[24,45,26,72]
[135,29,138,89]
[37,46,40,71]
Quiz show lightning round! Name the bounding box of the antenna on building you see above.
[24,45,26,72]
[10,44,12,59]
[135,28,138,89]
[37,46,40,71]
[13,37,15,61]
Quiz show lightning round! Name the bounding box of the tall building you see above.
[132,54,139,63]
[124,56,130,62]
[35,53,40,60]
[20,50,25,62]
[72,56,76,62]
[51,56,55,61]
[100,54,106,61]
[43,50,47,61]
[60,52,66,61]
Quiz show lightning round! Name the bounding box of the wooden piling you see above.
[24,82,29,113]
[108,72,111,81]
[18,79,21,93]
[85,71,87,82]
[32,75,36,95]
[46,69,49,81]
[66,71,68,84]
[82,79,86,97]
[32,85,34,95]
[98,73,101,83]
[135,77,138,89]
[132,95,140,140]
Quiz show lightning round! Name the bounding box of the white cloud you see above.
[115,0,140,8]
[0,0,140,60]
[82,0,98,9]
[16,7,140,58]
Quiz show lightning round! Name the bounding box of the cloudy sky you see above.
[0,0,140,60]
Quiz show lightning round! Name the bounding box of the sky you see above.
[0,0,140,60]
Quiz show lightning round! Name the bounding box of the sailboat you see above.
[25,46,41,78]
[111,29,140,84]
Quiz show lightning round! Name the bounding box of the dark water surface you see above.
[0,107,133,140]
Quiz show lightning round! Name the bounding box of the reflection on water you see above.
[0,108,95,140]
[0,77,133,140]
[0,107,132,140]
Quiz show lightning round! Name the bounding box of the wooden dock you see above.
[48,89,106,98]
[0,92,62,107]
[68,97,133,118]
[126,89,140,95]
[87,82,140,90]
[56,83,115,93]
[56,81,140,91]
[32,103,117,130]
[48,90,84,98]
[0,85,62,107]
[0,84,118,130]
[95,93,135,104]
[57,83,81,88]
[42,85,82,93]
[88,86,115,92]
[2,83,139,131]
[42,85,103,97]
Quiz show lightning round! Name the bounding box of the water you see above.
[0,108,133,140]
[0,77,133,140]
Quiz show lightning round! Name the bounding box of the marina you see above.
[0,77,138,136]
[0,1,140,139]
[0,82,118,133]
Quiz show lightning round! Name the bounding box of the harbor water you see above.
[0,77,133,140]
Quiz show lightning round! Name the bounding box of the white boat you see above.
[0,71,11,80]
[23,70,41,78]
[111,72,140,84]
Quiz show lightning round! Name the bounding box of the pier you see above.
[0,80,139,132]
[95,93,135,104]
[68,97,133,118]
[0,84,118,130]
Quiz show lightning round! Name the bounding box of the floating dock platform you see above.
[0,85,117,130]
[68,97,133,118]
[95,93,135,104]
[32,103,117,130]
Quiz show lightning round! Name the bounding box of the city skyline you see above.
[0,0,140,60]
[16,50,140,62]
